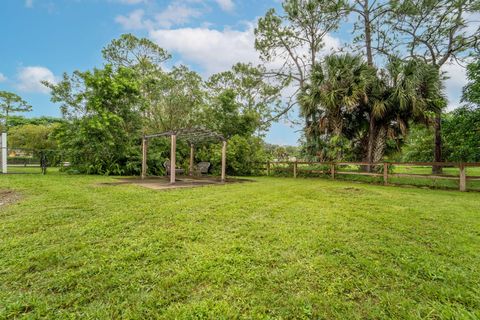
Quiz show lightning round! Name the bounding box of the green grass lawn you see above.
[6,165,44,174]
[1,174,479,319]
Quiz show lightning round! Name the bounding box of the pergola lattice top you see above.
[144,128,226,144]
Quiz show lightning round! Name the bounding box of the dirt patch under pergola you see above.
[99,176,254,191]
[0,190,21,208]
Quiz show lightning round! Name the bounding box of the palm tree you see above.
[300,54,375,160]
[368,58,444,163]
[299,54,443,163]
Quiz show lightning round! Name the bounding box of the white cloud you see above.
[0,73,6,82]
[154,3,203,28]
[16,66,56,94]
[116,9,146,30]
[150,26,258,74]
[117,3,203,30]
[25,0,33,8]
[215,0,234,12]
[149,24,341,75]
[442,62,468,110]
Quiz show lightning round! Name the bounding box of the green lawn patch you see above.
[0,174,479,318]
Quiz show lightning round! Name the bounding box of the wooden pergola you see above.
[141,128,227,184]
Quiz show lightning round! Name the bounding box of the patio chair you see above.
[163,160,185,175]
[195,162,211,175]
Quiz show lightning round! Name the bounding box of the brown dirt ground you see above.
[0,190,21,208]
[98,176,254,190]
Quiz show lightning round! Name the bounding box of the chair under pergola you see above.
[141,128,227,184]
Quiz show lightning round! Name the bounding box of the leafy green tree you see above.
[402,107,480,162]
[206,63,283,133]
[102,33,171,73]
[265,144,300,160]
[45,65,142,175]
[0,91,32,132]
[442,107,480,162]
[205,63,283,137]
[7,116,64,127]
[196,135,269,176]
[202,89,258,139]
[103,34,174,134]
[8,124,59,150]
[145,65,204,133]
[401,125,435,162]
[462,58,480,106]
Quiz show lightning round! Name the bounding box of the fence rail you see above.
[257,161,480,192]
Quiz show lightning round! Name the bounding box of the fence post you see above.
[1,132,7,174]
[383,162,388,186]
[266,161,270,176]
[459,163,467,192]
[293,161,297,178]
[331,163,335,180]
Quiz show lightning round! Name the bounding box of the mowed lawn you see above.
[0,174,479,319]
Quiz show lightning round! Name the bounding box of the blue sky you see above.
[0,0,469,146]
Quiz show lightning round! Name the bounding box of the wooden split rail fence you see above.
[258,161,480,192]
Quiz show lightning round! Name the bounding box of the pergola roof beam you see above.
[144,128,225,142]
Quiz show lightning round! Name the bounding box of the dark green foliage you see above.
[8,124,59,150]
[203,89,258,139]
[47,65,142,175]
[195,135,269,176]
[102,33,171,70]
[401,125,435,162]
[442,107,480,162]
[6,116,64,127]
[462,57,480,107]
[0,91,32,131]
[264,143,300,160]
[403,107,480,162]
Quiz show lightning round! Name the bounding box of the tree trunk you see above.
[365,114,376,171]
[363,0,375,171]
[432,111,443,174]
[363,0,374,66]
[373,125,387,164]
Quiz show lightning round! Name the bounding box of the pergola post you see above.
[221,140,227,182]
[189,143,194,176]
[141,136,147,179]
[170,134,176,184]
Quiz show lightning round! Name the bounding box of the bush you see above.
[196,135,269,176]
